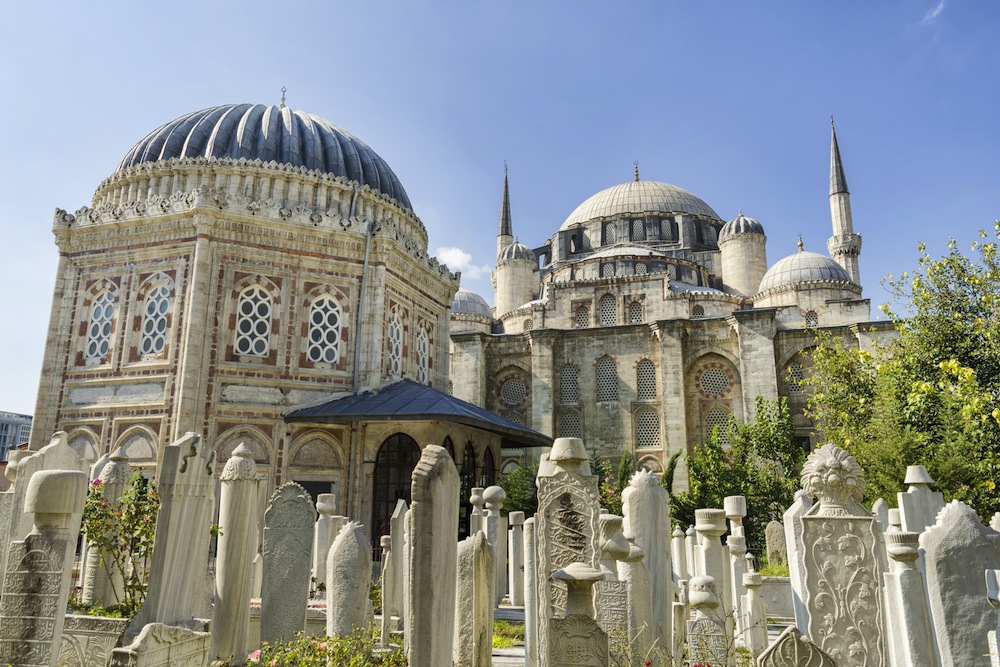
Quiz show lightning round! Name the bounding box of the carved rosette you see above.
[801,443,865,513]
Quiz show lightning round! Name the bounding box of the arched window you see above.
[442,436,455,462]
[387,314,403,376]
[574,306,590,329]
[599,294,617,327]
[636,409,660,448]
[699,367,733,398]
[459,443,477,539]
[479,448,496,488]
[372,433,421,539]
[637,359,657,400]
[559,410,582,438]
[307,296,342,364]
[603,221,617,244]
[635,262,647,276]
[597,356,618,402]
[804,310,819,328]
[523,319,533,331]
[235,286,272,357]
[139,284,171,356]
[692,304,705,319]
[788,362,805,394]
[560,364,579,405]
[415,328,430,384]
[705,407,732,445]
[631,218,645,241]
[628,300,643,324]
[86,290,116,360]
[601,263,616,278]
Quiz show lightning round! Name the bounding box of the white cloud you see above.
[434,246,493,279]
[921,0,945,25]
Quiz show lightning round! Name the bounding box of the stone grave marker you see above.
[548,563,607,667]
[757,626,835,667]
[898,465,945,534]
[260,482,315,645]
[326,521,372,637]
[686,574,727,667]
[453,531,493,667]
[765,519,787,566]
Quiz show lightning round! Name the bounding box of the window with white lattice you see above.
[507,412,525,425]
[788,362,804,394]
[628,300,643,324]
[699,367,732,398]
[559,411,582,438]
[560,364,579,405]
[692,304,705,319]
[86,290,116,361]
[523,319,533,331]
[636,409,660,448]
[235,286,272,357]
[574,306,590,329]
[635,262,647,275]
[661,218,676,241]
[139,284,170,356]
[637,359,657,400]
[599,294,616,326]
[631,219,645,241]
[804,310,819,328]
[307,296,342,364]
[705,407,731,445]
[601,263,615,278]
[603,221,617,244]
[500,377,527,406]
[596,356,618,402]
[387,314,403,376]
[416,328,430,384]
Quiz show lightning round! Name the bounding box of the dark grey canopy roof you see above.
[285,379,552,448]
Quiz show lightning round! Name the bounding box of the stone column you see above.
[251,553,262,598]
[260,482,315,645]
[211,444,259,665]
[617,533,653,660]
[484,485,507,606]
[897,465,944,534]
[387,498,408,626]
[684,525,697,577]
[508,511,525,606]
[686,574,728,667]
[622,470,672,652]
[454,531,493,667]
[407,445,460,667]
[0,469,86,667]
[671,580,687,667]
[326,522,373,637]
[883,530,936,667]
[469,487,485,536]
[548,564,608,667]
[523,517,539,667]
[82,449,134,607]
[311,493,337,595]
[742,554,767,658]
[380,535,394,647]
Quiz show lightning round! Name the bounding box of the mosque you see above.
[24,98,886,536]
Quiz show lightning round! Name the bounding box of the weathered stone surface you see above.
[311,493,337,593]
[883,530,936,667]
[407,445,459,667]
[921,500,1000,667]
[757,626,836,667]
[617,534,653,660]
[524,517,539,667]
[454,531,493,667]
[686,574,727,667]
[549,564,606,667]
[260,482,315,645]
[742,556,767,657]
[783,490,812,632]
[596,513,629,638]
[621,470,671,652]
[387,498,408,623]
[508,511,525,606]
[897,465,944,535]
[108,623,211,667]
[58,615,129,667]
[326,521,373,636]
[765,520,787,566]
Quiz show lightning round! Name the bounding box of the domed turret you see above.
[498,241,535,262]
[719,211,767,297]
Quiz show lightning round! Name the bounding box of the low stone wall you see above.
[247,600,327,649]
[759,576,794,623]
[58,614,129,667]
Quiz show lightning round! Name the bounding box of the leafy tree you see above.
[496,456,539,517]
[805,225,1000,517]
[671,397,804,550]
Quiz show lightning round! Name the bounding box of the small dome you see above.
[499,241,535,262]
[758,250,854,293]
[117,103,411,209]
[451,288,492,319]
[560,180,721,231]
[719,212,765,241]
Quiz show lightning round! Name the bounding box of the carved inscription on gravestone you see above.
[0,542,63,666]
[549,615,607,667]
[260,483,315,645]
[597,581,627,635]
[686,617,727,667]
[548,493,590,617]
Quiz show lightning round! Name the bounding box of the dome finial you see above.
[634,161,640,182]
[279,86,287,109]
[797,234,804,251]
[738,208,743,217]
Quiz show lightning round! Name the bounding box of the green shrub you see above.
[247,627,406,666]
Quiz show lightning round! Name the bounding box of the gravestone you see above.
[0,469,86,667]
[311,493,337,594]
[872,498,889,532]
[596,513,629,637]
[757,626,835,667]
[671,526,688,583]
[799,443,885,666]
[387,498,408,628]
[686,575,727,667]
[783,489,812,632]
[897,465,945,535]
[621,470,672,652]
[108,623,211,667]
[453,531,493,667]
[326,521,373,636]
[548,563,607,667]
[407,445,460,667]
[883,530,936,667]
[379,535,393,646]
[535,438,600,667]
[617,533,653,660]
[765,520,787,566]
[921,500,1000,667]
[260,482,315,644]
[82,448,133,607]
[509,511,525,606]
[524,517,539,667]
[742,554,767,657]
[483,485,506,606]
[986,568,1000,667]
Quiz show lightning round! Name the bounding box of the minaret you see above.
[497,163,513,257]
[827,118,862,286]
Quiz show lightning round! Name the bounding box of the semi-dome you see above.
[758,249,854,293]
[719,212,765,241]
[451,288,493,319]
[117,103,411,209]
[498,241,535,262]
[559,180,721,230]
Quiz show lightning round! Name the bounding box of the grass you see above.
[493,620,525,649]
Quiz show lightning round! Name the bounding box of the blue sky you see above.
[1,1,997,414]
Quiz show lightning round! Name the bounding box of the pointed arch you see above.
[113,425,158,465]
[596,355,618,402]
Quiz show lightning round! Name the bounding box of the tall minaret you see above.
[827,118,862,286]
[497,163,513,257]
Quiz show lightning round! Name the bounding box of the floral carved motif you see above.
[758,626,836,667]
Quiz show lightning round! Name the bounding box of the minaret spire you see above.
[497,163,513,257]
[830,117,849,196]
[826,118,862,287]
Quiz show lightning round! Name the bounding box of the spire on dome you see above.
[634,161,640,182]
[499,163,512,239]
[830,116,849,196]
[279,86,287,109]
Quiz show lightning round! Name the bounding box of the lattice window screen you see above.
[235,287,271,357]
[705,408,731,445]
[631,219,645,241]
[387,315,403,375]
[523,319,533,331]
[805,310,819,328]
[307,296,342,364]
[635,262,647,275]
[87,291,116,360]
[500,378,527,406]
[599,294,616,326]
[597,356,618,402]
[416,329,429,383]
[601,263,616,278]
[560,411,582,438]
[636,409,660,448]
[604,222,617,244]
[637,359,657,400]
[700,368,731,397]
[788,362,804,394]
[692,305,705,319]
[560,365,579,405]
[628,301,643,324]
[140,285,171,356]
[574,306,590,329]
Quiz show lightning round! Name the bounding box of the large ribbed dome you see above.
[758,250,854,293]
[559,180,721,230]
[451,288,493,319]
[117,104,411,209]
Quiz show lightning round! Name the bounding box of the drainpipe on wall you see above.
[348,183,365,518]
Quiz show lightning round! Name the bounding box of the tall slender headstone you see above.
[453,531,494,667]
[883,530,936,667]
[596,513,629,637]
[764,520,786,567]
[897,465,944,535]
[379,535,394,646]
[622,470,672,652]
[617,533,653,660]
[483,485,506,606]
[387,498,408,629]
[210,443,259,665]
[470,487,485,535]
[509,511,525,606]
[131,433,215,632]
[326,521,373,636]
[535,438,600,667]
[548,564,607,667]
[311,493,337,595]
[783,489,812,631]
[0,469,86,667]
[407,445,460,667]
[694,508,730,636]
[259,482,315,644]
[524,517,539,667]
[725,495,748,645]
[684,525,697,577]
[671,526,687,584]
[798,444,885,666]
[742,554,768,657]
[82,448,133,607]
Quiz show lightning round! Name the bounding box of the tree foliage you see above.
[496,456,539,517]
[805,225,1000,517]
[671,397,804,550]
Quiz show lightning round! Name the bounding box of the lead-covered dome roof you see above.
[719,212,765,241]
[559,180,721,230]
[451,288,493,319]
[758,249,854,293]
[117,103,411,209]
[499,241,535,262]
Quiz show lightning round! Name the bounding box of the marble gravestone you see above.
[757,626,836,667]
[765,519,787,566]
[595,513,629,637]
[783,489,812,632]
[326,521,373,637]
[454,531,493,667]
[897,465,945,535]
[260,482,316,645]
[686,575,727,667]
[548,563,607,667]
